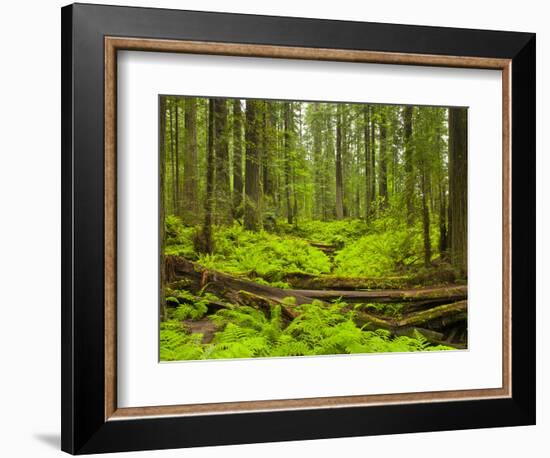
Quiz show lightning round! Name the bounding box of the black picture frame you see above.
[61,3,536,454]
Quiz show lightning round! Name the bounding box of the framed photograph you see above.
[61,3,536,454]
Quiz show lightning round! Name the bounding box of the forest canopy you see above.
[159,96,468,361]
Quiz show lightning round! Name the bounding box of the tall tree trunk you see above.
[200,99,215,254]
[283,102,294,224]
[448,107,468,276]
[403,105,415,225]
[439,181,448,258]
[436,121,448,259]
[370,106,376,207]
[244,100,262,230]
[335,105,344,220]
[182,97,199,225]
[378,108,388,208]
[232,99,243,218]
[263,101,275,201]
[312,104,322,220]
[169,99,177,214]
[341,106,349,218]
[159,97,167,320]
[213,99,231,225]
[174,99,181,217]
[292,105,299,224]
[323,107,334,221]
[363,106,372,221]
[391,111,398,196]
[421,165,432,267]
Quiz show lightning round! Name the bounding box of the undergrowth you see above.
[160,299,454,361]
[164,217,332,283]
[334,217,441,277]
[164,214,452,282]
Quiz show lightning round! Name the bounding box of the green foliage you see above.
[276,219,367,247]
[159,321,205,361]
[196,224,331,282]
[159,298,454,361]
[165,288,221,321]
[334,215,440,277]
[172,302,208,321]
[164,215,197,258]
[159,99,466,362]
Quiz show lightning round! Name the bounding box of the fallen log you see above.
[166,256,325,307]
[285,271,462,290]
[398,301,467,328]
[284,285,467,304]
[165,256,467,343]
[166,256,465,306]
[355,300,467,332]
[284,273,417,290]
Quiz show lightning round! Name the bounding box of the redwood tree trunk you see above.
[159,97,167,320]
[213,99,231,225]
[232,99,243,218]
[335,105,344,220]
[244,100,262,231]
[201,99,215,254]
[403,105,415,225]
[363,106,372,221]
[378,108,388,208]
[448,107,468,277]
[182,97,199,225]
[283,102,294,224]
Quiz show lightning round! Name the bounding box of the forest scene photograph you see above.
[159,95,468,362]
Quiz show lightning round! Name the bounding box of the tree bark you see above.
[421,165,432,266]
[335,105,344,219]
[283,102,294,224]
[312,104,322,220]
[448,108,468,276]
[168,99,177,214]
[370,105,376,207]
[174,98,181,217]
[363,106,372,221]
[182,97,199,225]
[159,97,167,320]
[199,99,215,254]
[213,99,231,225]
[244,100,262,231]
[378,108,388,208]
[403,105,415,225]
[232,99,243,218]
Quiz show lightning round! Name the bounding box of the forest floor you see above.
[160,216,467,361]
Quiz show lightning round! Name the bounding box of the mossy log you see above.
[284,273,463,290]
[355,300,467,332]
[285,285,467,304]
[166,256,467,343]
[284,273,416,290]
[166,255,324,307]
